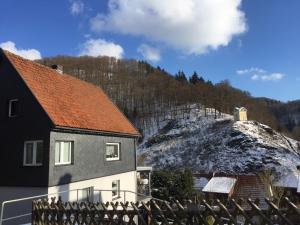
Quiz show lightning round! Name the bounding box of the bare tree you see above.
[258,170,285,206]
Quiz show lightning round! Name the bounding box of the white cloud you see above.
[0,41,42,60]
[237,39,243,48]
[261,73,285,81]
[70,0,84,15]
[89,0,247,55]
[251,74,259,80]
[237,67,285,81]
[79,38,124,59]
[90,14,106,31]
[137,44,161,62]
[236,67,266,75]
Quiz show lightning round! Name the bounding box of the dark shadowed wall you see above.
[0,50,52,186]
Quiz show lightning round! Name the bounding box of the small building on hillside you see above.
[234,107,248,121]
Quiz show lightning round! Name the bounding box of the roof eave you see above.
[52,125,141,138]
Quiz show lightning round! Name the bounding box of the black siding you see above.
[48,131,137,186]
[0,51,53,186]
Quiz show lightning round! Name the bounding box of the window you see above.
[23,141,43,166]
[55,141,73,165]
[8,99,19,117]
[81,187,93,202]
[105,143,120,161]
[112,180,120,199]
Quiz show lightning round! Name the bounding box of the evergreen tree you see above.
[175,70,188,83]
[189,71,203,84]
[199,76,205,83]
[151,169,195,201]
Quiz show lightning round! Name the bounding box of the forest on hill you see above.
[38,56,299,141]
[257,98,300,139]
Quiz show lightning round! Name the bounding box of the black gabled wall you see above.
[0,50,53,186]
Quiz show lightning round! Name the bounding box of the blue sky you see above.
[1,0,299,102]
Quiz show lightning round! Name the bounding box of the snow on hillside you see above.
[138,105,300,176]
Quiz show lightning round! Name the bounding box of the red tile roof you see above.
[3,50,140,136]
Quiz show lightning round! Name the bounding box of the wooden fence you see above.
[32,197,300,225]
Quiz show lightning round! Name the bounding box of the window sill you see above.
[55,163,72,166]
[106,158,120,161]
[23,164,43,167]
[112,196,121,201]
[8,115,18,118]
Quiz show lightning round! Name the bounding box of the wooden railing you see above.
[32,197,300,225]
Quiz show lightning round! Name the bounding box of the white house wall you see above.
[48,170,137,203]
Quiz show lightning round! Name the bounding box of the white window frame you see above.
[81,187,94,202]
[8,99,19,117]
[55,141,73,165]
[23,140,43,166]
[105,143,120,161]
[112,180,120,199]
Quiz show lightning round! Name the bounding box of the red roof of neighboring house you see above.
[3,50,140,136]
[233,176,268,209]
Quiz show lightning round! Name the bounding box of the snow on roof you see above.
[194,177,209,190]
[202,177,237,194]
[275,173,299,188]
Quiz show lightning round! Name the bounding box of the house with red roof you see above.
[0,48,141,208]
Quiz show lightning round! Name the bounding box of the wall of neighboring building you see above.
[0,186,47,225]
[0,50,52,186]
[48,170,137,203]
[48,131,137,186]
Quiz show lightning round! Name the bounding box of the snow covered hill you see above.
[138,106,300,176]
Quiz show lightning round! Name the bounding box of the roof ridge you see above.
[1,48,58,72]
[1,48,102,91]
